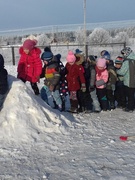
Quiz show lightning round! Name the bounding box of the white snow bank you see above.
[0,75,72,143]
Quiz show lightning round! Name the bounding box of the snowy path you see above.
[0,109,135,180]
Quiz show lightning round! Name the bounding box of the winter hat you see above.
[42,51,53,61]
[96,58,106,68]
[66,51,76,63]
[115,56,124,64]
[0,54,4,69]
[101,50,111,60]
[23,39,37,51]
[75,49,83,54]
[88,55,97,61]
[44,46,51,52]
[121,46,132,57]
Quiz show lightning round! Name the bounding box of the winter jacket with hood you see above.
[65,61,85,91]
[117,52,135,88]
[0,54,8,94]
[17,47,42,83]
[42,56,61,91]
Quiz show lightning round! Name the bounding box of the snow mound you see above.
[0,75,72,143]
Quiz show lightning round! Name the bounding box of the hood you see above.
[75,54,84,65]
[127,52,135,60]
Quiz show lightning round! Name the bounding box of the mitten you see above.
[81,83,86,92]
[111,84,115,91]
[96,79,105,87]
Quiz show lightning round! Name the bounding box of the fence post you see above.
[11,47,15,65]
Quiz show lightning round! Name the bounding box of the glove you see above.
[49,84,54,91]
[111,84,115,91]
[89,85,95,92]
[81,83,86,92]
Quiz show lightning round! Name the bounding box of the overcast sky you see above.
[0,0,135,30]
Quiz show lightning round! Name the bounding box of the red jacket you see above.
[65,63,85,91]
[17,47,42,83]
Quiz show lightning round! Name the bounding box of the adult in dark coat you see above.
[0,54,8,110]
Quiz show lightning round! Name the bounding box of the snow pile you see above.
[0,75,71,143]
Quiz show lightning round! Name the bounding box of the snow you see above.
[0,64,135,180]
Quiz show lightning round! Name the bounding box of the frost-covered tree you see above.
[112,31,129,44]
[75,27,85,45]
[88,28,111,44]
[37,34,50,46]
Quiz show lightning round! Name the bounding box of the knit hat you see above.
[42,51,53,61]
[101,50,111,60]
[115,56,124,64]
[88,55,97,61]
[121,46,132,57]
[44,46,51,52]
[66,51,76,63]
[23,39,37,51]
[75,49,82,54]
[96,58,106,68]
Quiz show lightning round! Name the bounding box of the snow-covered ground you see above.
[0,64,135,180]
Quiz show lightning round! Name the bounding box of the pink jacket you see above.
[17,47,42,83]
[96,68,108,89]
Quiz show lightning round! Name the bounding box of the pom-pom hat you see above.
[66,51,76,63]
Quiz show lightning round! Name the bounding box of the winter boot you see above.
[70,99,79,113]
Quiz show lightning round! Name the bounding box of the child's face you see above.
[97,66,104,70]
[43,60,48,65]
[115,63,122,68]
[23,48,30,54]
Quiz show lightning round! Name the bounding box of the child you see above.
[0,54,8,110]
[40,51,63,111]
[74,48,87,112]
[65,51,86,113]
[95,58,109,111]
[114,56,126,109]
[41,47,68,111]
[17,39,42,95]
[101,50,117,110]
[86,55,101,112]
[117,47,135,112]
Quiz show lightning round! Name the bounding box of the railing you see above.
[0,42,126,65]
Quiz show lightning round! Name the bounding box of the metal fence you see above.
[0,42,126,66]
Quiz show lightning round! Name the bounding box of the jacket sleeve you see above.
[90,68,96,87]
[34,57,42,77]
[78,65,85,84]
[108,68,117,84]
[117,61,129,76]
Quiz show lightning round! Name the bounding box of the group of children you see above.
[16,39,135,113]
[1,38,134,113]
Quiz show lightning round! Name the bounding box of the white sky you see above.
[0,0,135,30]
[0,57,135,179]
